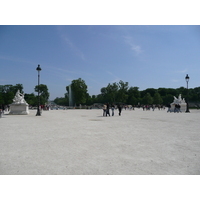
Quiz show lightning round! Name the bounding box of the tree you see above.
[0,84,24,106]
[162,94,174,105]
[24,93,37,106]
[153,92,163,105]
[67,78,88,105]
[116,80,129,103]
[127,87,140,105]
[54,97,68,106]
[34,84,50,105]
[142,93,153,105]
[105,82,118,103]
[142,88,157,98]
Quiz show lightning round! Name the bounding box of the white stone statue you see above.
[173,96,178,104]
[9,90,29,115]
[171,94,187,112]
[178,94,182,102]
[173,94,185,104]
[13,90,27,104]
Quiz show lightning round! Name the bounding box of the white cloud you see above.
[123,36,142,55]
[175,69,188,74]
[171,79,180,83]
[60,34,85,61]
[106,71,121,83]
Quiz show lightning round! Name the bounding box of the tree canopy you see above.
[66,78,88,105]
[54,79,200,106]
[0,83,50,108]
[1,80,200,108]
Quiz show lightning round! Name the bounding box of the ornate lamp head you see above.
[36,64,42,71]
[185,74,189,83]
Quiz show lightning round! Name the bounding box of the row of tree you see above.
[54,78,200,106]
[0,84,50,108]
[1,78,200,108]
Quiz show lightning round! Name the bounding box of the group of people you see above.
[103,103,122,116]
[142,104,165,111]
[167,104,182,113]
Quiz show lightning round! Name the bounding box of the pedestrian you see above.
[177,104,181,113]
[103,104,107,116]
[106,103,110,117]
[0,109,2,118]
[111,104,115,116]
[167,103,171,113]
[174,104,178,113]
[118,104,122,116]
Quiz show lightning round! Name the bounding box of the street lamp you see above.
[36,64,42,116]
[185,74,190,113]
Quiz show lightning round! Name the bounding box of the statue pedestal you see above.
[170,103,186,112]
[170,94,187,112]
[9,103,29,115]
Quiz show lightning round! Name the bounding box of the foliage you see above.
[142,93,153,105]
[153,92,163,104]
[0,84,50,107]
[116,81,129,103]
[34,84,50,105]
[66,78,88,105]
[54,96,69,106]
[127,87,140,105]
[24,93,37,106]
[0,84,24,106]
[62,79,200,106]
[1,81,200,108]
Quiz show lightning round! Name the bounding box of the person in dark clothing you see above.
[118,104,122,116]
[167,103,171,113]
[106,103,110,116]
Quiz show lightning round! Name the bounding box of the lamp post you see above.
[36,64,42,116]
[185,74,190,113]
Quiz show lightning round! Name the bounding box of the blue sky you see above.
[1,25,200,100]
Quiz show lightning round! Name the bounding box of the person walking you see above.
[103,104,107,116]
[167,103,171,113]
[106,103,110,117]
[0,109,2,118]
[118,104,122,116]
[111,104,115,116]
[177,104,181,113]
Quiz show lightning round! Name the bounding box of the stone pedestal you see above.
[170,103,186,112]
[9,103,29,115]
[9,90,29,115]
[170,94,187,112]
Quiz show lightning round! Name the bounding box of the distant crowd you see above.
[102,103,168,117]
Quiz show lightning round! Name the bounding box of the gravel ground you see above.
[1,108,200,175]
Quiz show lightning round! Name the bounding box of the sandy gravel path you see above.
[1,108,200,175]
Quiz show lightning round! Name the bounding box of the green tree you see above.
[0,92,5,105]
[0,84,24,105]
[67,78,88,105]
[162,94,174,105]
[116,80,129,103]
[142,93,153,105]
[34,84,50,105]
[127,87,140,105]
[106,82,118,103]
[153,92,163,105]
[54,97,68,106]
[143,88,157,97]
[24,93,37,106]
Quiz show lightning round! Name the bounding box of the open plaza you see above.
[0,108,200,175]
